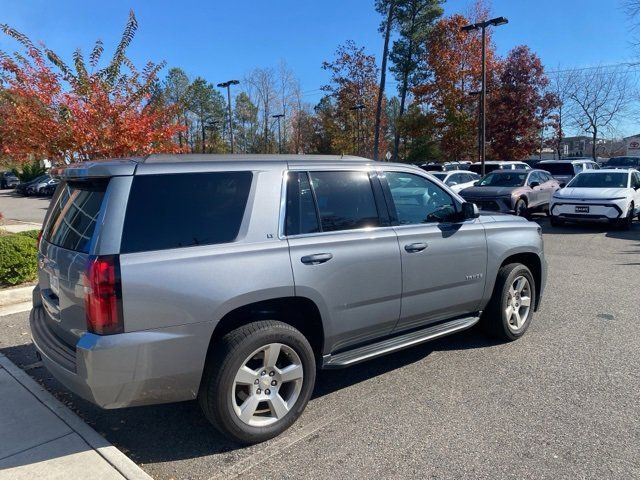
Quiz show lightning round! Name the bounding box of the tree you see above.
[163,67,191,148]
[233,92,258,153]
[244,68,277,153]
[414,14,497,160]
[488,46,557,160]
[389,0,444,161]
[569,66,631,160]
[0,10,184,163]
[547,70,575,158]
[374,0,398,161]
[186,77,226,153]
[322,40,384,157]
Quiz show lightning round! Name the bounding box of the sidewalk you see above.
[0,353,152,480]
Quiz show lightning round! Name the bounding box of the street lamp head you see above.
[217,80,240,88]
[461,23,479,32]
[272,113,285,119]
[488,16,508,26]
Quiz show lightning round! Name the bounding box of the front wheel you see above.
[199,320,316,444]
[550,215,564,227]
[481,263,536,341]
[619,203,634,230]
[514,199,528,218]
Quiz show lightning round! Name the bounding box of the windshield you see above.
[432,173,447,181]
[607,157,640,167]
[567,172,628,189]
[478,172,527,187]
[540,163,574,175]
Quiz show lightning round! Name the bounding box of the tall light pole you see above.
[350,104,365,155]
[217,79,239,154]
[272,114,285,153]
[461,16,508,176]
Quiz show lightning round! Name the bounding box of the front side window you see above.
[308,171,381,232]
[386,172,457,225]
[121,172,252,253]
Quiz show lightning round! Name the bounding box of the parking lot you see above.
[0,188,48,224]
[1,208,638,479]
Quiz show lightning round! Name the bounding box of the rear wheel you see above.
[481,263,536,341]
[199,320,316,444]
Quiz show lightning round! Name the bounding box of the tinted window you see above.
[432,173,447,182]
[528,172,543,185]
[285,172,320,236]
[608,157,640,167]
[469,164,501,175]
[386,172,456,224]
[540,163,575,175]
[121,172,252,253]
[309,171,380,232]
[43,180,107,253]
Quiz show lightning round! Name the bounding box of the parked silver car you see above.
[31,154,547,444]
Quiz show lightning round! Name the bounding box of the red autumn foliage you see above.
[0,12,185,164]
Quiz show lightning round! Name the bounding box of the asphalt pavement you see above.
[0,218,639,479]
[0,188,49,224]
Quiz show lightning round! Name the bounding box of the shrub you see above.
[17,229,40,240]
[12,161,46,182]
[0,234,38,286]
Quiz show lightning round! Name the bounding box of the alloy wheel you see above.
[505,276,532,331]
[231,343,304,427]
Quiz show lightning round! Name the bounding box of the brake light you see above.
[85,255,123,335]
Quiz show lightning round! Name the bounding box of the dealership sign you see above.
[627,137,640,156]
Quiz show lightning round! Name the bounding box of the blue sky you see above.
[0,0,635,107]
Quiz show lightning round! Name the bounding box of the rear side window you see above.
[309,171,380,232]
[43,180,107,253]
[121,172,252,253]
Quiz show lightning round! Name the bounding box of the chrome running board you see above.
[322,315,480,369]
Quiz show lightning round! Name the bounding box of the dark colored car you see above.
[0,171,19,189]
[460,169,561,217]
[16,174,50,196]
[605,156,640,169]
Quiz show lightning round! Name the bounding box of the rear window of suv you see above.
[121,172,252,253]
[42,180,108,253]
[540,163,575,175]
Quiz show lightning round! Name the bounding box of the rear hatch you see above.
[38,178,110,346]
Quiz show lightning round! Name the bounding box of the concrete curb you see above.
[0,354,153,480]
[0,222,41,233]
[0,285,35,307]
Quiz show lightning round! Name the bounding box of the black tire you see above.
[514,199,528,218]
[619,203,634,230]
[199,320,316,445]
[480,263,536,341]
[549,215,564,227]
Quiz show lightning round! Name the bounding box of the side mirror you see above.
[559,182,567,188]
[448,181,458,186]
[529,181,540,188]
[461,202,480,220]
[473,180,480,186]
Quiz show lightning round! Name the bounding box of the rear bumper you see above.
[30,304,214,409]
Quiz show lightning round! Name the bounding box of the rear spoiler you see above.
[50,159,140,179]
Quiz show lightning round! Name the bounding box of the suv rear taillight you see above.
[85,255,123,335]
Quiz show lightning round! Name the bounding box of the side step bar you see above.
[322,315,480,369]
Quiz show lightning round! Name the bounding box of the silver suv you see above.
[31,154,546,444]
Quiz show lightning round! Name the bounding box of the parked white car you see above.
[550,169,640,229]
[430,170,481,193]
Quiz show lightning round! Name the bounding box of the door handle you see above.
[301,253,333,265]
[404,242,428,253]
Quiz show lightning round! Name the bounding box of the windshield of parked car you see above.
[478,172,527,187]
[540,163,574,175]
[432,173,447,181]
[607,157,640,167]
[566,172,628,188]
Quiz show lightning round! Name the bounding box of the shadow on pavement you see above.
[0,325,500,464]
